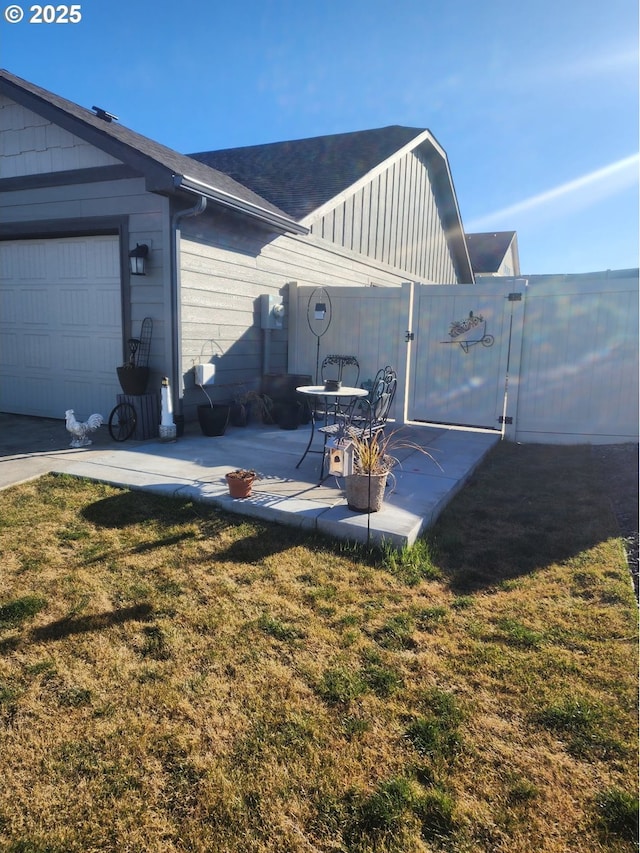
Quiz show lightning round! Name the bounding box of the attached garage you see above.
[0,235,123,419]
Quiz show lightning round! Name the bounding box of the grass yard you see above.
[0,443,637,853]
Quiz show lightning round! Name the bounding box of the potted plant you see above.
[225,469,257,498]
[343,432,395,512]
[196,378,230,437]
[343,430,439,513]
[116,323,153,395]
[230,388,273,427]
[273,398,302,430]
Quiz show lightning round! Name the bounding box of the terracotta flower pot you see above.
[225,470,256,498]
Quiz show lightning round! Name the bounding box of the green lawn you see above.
[0,443,637,852]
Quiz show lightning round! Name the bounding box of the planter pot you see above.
[226,471,256,498]
[275,401,302,430]
[117,366,149,396]
[344,471,389,513]
[230,402,249,427]
[197,404,230,436]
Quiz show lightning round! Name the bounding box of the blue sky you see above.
[2,0,638,274]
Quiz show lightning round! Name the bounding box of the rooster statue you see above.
[65,409,104,448]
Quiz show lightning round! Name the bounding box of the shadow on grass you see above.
[81,490,198,528]
[30,603,154,643]
[429,443,622,593]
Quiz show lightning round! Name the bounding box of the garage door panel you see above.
[1,333,19,366]
[23,334,52,368]
[0,288,18,322]
[19,288,50,324]
[0,236,122,418]
[59,288,94,326]
[60,334,118,373]
[0,242,48,281]
[62,378,114,418]
[58,241,88,279]
[89,241,121,279]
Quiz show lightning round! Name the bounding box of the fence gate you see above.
[407,281,526,432]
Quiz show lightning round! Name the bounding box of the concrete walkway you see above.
[0,414,499,547]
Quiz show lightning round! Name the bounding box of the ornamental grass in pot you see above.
[344,430,439,513]
[344,432,395,513]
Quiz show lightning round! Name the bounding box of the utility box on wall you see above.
[261,294,285,330]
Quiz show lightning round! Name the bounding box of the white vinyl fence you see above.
[288,270,639,445]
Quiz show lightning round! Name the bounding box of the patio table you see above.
[295,385,369,479]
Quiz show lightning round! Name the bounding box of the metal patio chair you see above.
[320,354,360,388]
[318,365,397,478]
[317,355,360,419]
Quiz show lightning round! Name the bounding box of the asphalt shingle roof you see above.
[189,126,427,220]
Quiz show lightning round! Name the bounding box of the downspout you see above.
[170,195,207,414]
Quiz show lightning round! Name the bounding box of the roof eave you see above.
[175,175,308,235]
[0,71,306,236]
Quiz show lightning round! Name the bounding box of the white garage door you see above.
[0,235,123,419]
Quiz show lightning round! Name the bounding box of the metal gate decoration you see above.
[442,310,494,353]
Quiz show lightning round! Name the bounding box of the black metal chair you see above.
[315,355,360,420]
[320,355,360,388]
[318,366,397,477]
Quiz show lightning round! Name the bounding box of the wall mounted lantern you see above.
[129,243,149,276]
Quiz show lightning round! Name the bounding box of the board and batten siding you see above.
[308,148,458,283]
[0,94,121,176]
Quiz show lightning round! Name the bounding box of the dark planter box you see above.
[197,404,230,436]
[116,392,159,440]
[262,373,312,425]
[273,400,302,430]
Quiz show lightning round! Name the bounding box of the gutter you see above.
[175,174,308,236]
[170,195,208,414]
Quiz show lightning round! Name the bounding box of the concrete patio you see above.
[0,414,499,547]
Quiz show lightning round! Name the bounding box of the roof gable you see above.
[189,126,427,220]
[190,126,474,282]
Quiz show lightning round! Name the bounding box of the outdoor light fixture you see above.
[129,243,149,275]
[314,302,326,320]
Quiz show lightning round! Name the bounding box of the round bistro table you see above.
[295,385,369,478]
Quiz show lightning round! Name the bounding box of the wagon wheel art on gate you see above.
[442,310,494,354]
